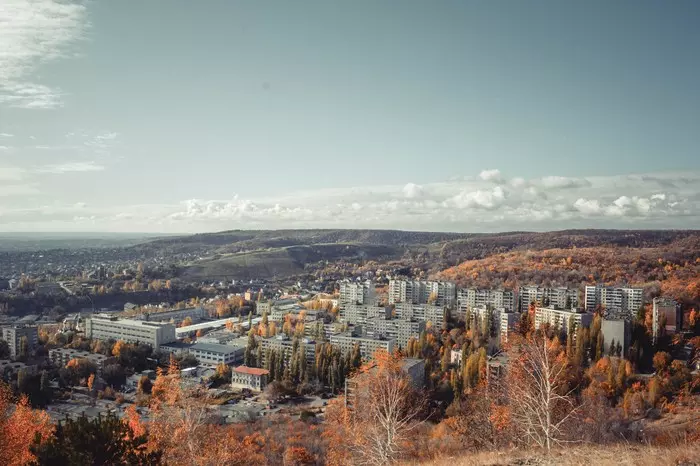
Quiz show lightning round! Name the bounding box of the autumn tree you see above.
[337,351,427,465]
[0,383,53,466]
[506,334,579,451]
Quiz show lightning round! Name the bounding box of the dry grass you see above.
[406,443,700,466]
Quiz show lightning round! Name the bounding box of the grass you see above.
[408,443,700,466]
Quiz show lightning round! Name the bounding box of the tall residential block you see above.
[388,279,456,307]
[652,297,681,342]
[584,285,643,316]
[519,286,578,313]
[1,325,39,359]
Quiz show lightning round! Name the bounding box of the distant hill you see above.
[133,228,699,282]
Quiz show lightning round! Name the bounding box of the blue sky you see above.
[0,0,699,232]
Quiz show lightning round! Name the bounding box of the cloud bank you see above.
[0,170,698,232]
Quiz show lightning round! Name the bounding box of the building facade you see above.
[388,280,456,307]
[457,288,517,317]
[519,286,578,313]
[138,307,205,324]
[85,316,176,348]
[330,332,394,359]
[339,280,376,306]
[231,366,269,391]
[48,348,117,375]
[259,335,317,367]
[584,285,643,316]
[652,297,681,342]
[534,307,593,337]
[365,317,425,348]
[1,325,38,359]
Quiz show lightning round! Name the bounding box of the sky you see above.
[0,0,699,233]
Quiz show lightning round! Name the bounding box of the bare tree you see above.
[506,334,579,451]
[345,353,427,465]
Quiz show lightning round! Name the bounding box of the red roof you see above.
[234,366,269,376]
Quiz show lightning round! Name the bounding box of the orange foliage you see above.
[0,384,53,466]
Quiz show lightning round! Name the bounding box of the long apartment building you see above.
[534,307,593,337]
[339,280,376,306]
[519,286,578,313]
[584,285,643,316]
[330,331,394,360]
[1,325,39,359]
[85,315,176,349]
[388,279,456,307]
[137,306,205,324]
[365,317,425,348]
[48,348,117,374]
[340,303,390,326]
[393,303,448,329]
[259,335,317,367]
[457,288,517,317]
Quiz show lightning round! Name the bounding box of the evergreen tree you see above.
[31,414,163,465]
[608,339,616,357]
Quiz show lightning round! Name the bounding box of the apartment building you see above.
[1,325,39,359]
[330,332,394,360]
[457,288,517,316]
[85,315,176,348]
[259,335,317,367]
[519,286,578,313]
[584,285,643,315]
[388,280,456,307]
[339,280,376,306]
[256,300,272,316]
[48,348,117,375]
[499,312,520,344]
[365,317,425,348]
[601,319,632,358]
[392,303,446,328]
[652,297,681,342]
[340,303,390,326]
[534,307,593,337]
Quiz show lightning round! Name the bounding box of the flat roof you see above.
[191,343,243,354]
[233,366,269,376]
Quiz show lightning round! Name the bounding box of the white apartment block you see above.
[340,303,391,326]
[259,335,317,367]
[339,280,376,306]
[652,297,681,342]
[365,317,425,348]
[534,307,593,337]
[584,285,643,315]
[330,332,394,360]
[519,286,578,313]
[457,288,517,317]
[85,315,176,349]
[388,279,456,307]
[392,303,447,329]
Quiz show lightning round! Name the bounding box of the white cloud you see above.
[0,0,88,109]
[402,183,424,199]
[479,169,503,183]
[0,146,10,151]
[538,175,591,190]
[0,166,26,181]
[450,186,507,210]
[36,161,105,174]
[0,133,13,137]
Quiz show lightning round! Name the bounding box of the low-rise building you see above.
[138,307,205,324]
[85,315,176,349]
[48,348,117,375]
[0,360,37,379]
[188,343,245,367]
[231,366,269,391]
